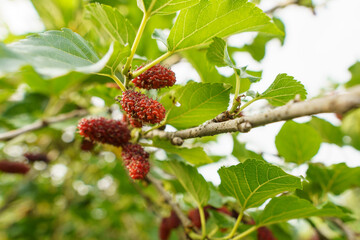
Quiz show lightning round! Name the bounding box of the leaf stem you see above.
[189,232,203,239]
[143,120,166,135]
[109,74,126,92]
[238,97,259,112]
[208,226,219,238]
[229,68,241,113]
[232,226,258,240]
[199,205,207,239]
[122,13,150,80]
[132,51,173,78]
[225,209,244,239]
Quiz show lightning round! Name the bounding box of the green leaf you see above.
[208,209,236,229]
[275,121,322,164]
[183,50,233,88]
[8,28,113,78]
[86,3,135,46]
[206,37,234,67]
[257,196,346,226]
[308,117,344,147]
[260,74,307,106]
[152,139,213,165]
[138,0,201,15]
[218,159,302,210]
[307,163,360,195]
[232,134,264,162]
[237,66,262,83]
[151,29,169,47]
[342,108,360,150]
[165,82,231,129]
[167,0,283,52]
[21,67,88,95]
[241,17,285,62]
[163,160,210,206]
[0,43,26,76]
[87,84,122,106]
[207,183,224,208]
[101,42,131,75]
[345,62,360,88]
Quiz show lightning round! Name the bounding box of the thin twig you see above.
[0,109,88,141]
[145,175,192,228]
[128,176,161,215]
[265,0,298,14]
[330,218,358,240]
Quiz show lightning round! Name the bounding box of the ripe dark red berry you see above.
[121,143,150,179]
[24,153,49,163]
[78,117,130,147]
[158,211,180,240]
[129,116,143,128]
[126,160,150,179]
[257,226,277,240]
[188,207,210,229]
[216,206,232,216]
[80,139,95,151]
[120,90,165,124]
[132,64,176,90]
[167,211,181,229]
[0,160,30,174]
[159,218,171,240]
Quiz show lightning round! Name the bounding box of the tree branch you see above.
[265,0,298,14]
[145,175,192,228]
[145,86,360,141]
[0,109,88,141]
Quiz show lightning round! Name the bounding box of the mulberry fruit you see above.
[120,90,165,124]
[121,143,150,179]
[126,160,150,180]
[129,116,143,128]
[24,153,49,163]
[78,117,130,147]
[80,139,95,151]
[188,207,210,229]
[159,211,180,240]
[257,226,277,240]
[0,160,30,174]
[132,64,176,90]
[159,218,172,240]
[167,211,181,229]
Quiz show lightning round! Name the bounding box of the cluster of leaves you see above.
[0,0,359,240]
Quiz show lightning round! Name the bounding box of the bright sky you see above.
[1,0,360,184]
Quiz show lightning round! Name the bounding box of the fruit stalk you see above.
[122,13,150,80]
[132,51,173,78]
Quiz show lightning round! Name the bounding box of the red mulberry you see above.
[120,90,165,124]
[24,153,49,163]
[159,211,181,240]
[167,211,181,229]
[159,218,172,240]
[129,116,143,128]
[121,143,150,179]
[0,160,30,174]
[188,207,210,229]
[132,64,176,90]
[80,139,95,151]
[78,117,130,147]
[126,160,150,180]
[257,226,277,240]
